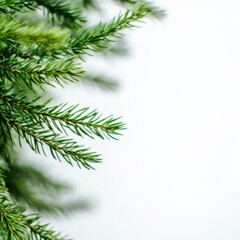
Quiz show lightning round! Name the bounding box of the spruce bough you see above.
[0,0,165,239]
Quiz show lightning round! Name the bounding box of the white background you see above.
[48,1,240,239]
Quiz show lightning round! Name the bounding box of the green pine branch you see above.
[0,0,35,14]
[69,3,150,54]
[1,114,102,169]
[26,214,71,240]
[0,167,29,239]
[0,91,125,140]
[0,16,69,46]
[0,169,69,240]
[0,56,83,90]
[0,0,85,30]
[0,3,165,65]
[0,192,29,239]
[0,89,125,169]
[2,2,162,58]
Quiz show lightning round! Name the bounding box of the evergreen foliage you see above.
[0,0,165,239]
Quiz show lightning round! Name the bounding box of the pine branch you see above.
[1,96,102,170]
[0,169,29,239]
[69,4,148,54]
[1,112,101,169]
[0,0,85,30]
[37,2,164,56]
[0,2,165,61]
[0,56,83,90]
[0,169,72,239]
[0,43,62,60]
[0,194,29,239]
[0,16,69,46]
[26,214,71,240]
[0,0,36,14]
[0,73,124,171]
[0,92,125,140]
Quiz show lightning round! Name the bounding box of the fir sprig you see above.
[0,192,29,240]
[0,113,102,169]
[0,169,71,239]
[0,92,125,140]
[0,0,85,30]
[0,86,124,169]
[0,3,162,58]
[0,3,165,61]
[0,169,28,239]
[70,3,151,55]
[0,17,69,46]
[0,0,35,14]
[26,214,71,240]
[0,56,83,90]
